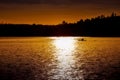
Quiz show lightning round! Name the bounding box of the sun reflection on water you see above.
[54,37,75,50]
[52,37,77,79]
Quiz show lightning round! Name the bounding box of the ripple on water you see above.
[0,37,120,80]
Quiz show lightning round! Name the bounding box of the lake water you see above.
[0,37,120,80]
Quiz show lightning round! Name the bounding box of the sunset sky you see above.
[0,0,120,25]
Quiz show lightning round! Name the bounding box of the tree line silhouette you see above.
[0,13,120,37]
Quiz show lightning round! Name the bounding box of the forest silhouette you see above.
[0,13,120,37]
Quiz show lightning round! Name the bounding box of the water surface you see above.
[0,37,120,80]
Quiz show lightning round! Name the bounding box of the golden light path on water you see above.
[51,37,82,79]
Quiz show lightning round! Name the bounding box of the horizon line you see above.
[0,13,119,25]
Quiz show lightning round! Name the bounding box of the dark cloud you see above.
[0,0,120,11]
[0,0,120,5]
[0,0,67,4]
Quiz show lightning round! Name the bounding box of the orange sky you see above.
[0,4,120,25]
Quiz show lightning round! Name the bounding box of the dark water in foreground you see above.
[0,37,120,80]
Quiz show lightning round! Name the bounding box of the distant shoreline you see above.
[0,13,120,37]
[0,36,120,38]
